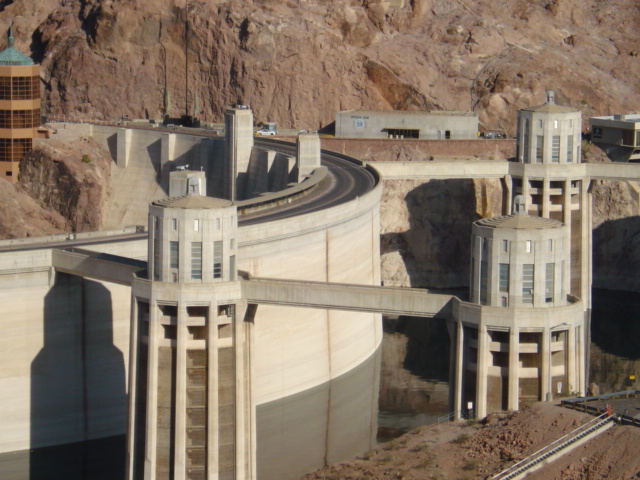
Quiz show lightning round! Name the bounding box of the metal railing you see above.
[488,411,612,480]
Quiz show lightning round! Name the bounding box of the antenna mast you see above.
[185,0,189,118]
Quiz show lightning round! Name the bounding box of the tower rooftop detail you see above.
[151,195,235,209]
[0,24,34,66]
[475,214,563,229]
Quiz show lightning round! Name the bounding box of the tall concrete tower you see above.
[224,106,254,201]
[510,91,590,308]
[0,23,41,183]
[451,197,586,419]
[127,195,254,480]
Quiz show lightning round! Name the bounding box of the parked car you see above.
[255,129,276,136]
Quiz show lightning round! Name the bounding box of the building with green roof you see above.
[0,22,40,183]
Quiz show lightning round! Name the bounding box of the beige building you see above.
[0,24,41,183]
[335,109,478,139]
[452,198,586,419]
[589,113,640,162]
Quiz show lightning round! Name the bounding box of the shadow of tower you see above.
[30,274,127,480]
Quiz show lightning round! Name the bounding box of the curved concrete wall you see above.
[240,182,383,404]
[0,154,383,453]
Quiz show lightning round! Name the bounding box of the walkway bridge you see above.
[52,249,454,318]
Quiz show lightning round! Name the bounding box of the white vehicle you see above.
[255,129,276,136]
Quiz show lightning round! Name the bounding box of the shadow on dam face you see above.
[29,274,127,480]
[256,347,381,480]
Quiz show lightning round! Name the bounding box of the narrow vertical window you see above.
[539,120,543,128]
[194,219,199,231]
[525,240,532,253]
[170,241,179,269]
[545,263,555,303]
[191,242,202,280]
[230,255,236,281]
[215,218,221,230]
[172,218,177,230]
[480,260,488,305]
[552,135,560,163]
[567,135,573,163]
[536,135,544,163]
[499,263,509,293]
[554,120,558,128]
[213,241,223,279]
[523,119,530,163]
[470,260,475,300]
[569,119,573,128]
[153,238,160,281]
[230,238,235,250]
[522,264,534,304]
[548,239,553,251]
[502,239,508,252]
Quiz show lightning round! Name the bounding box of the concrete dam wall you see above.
[0,127,383,454]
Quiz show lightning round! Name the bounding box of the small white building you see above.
[589,113,640,162]
[334,110,478,139]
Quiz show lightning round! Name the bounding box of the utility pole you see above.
[185,0,189,119]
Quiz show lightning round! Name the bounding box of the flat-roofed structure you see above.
[0,24,40,183]
[335,109,478,139]
[589,113,640,162]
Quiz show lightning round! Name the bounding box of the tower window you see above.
[567,135,573,163]
[522,264,534,304]
[499,263,509,293]
[525,240,532,253]
[170,241,179,269]
[502,239,508,252]
[480,260,488,305]
[191,242,202,280]
[552,136,560,163]
[213,241,223,279]
[546,263,555,303]
[536,135,544,163]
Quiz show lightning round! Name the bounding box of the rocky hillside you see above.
[0,137,111,239]
[1,0,638,132]
[300,402,640,480]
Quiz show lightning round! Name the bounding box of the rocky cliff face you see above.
[3,137,111,238]
[21,137,111,233]
[381,176,503,289]
[0,177,67,239]
[0,0,638,132]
